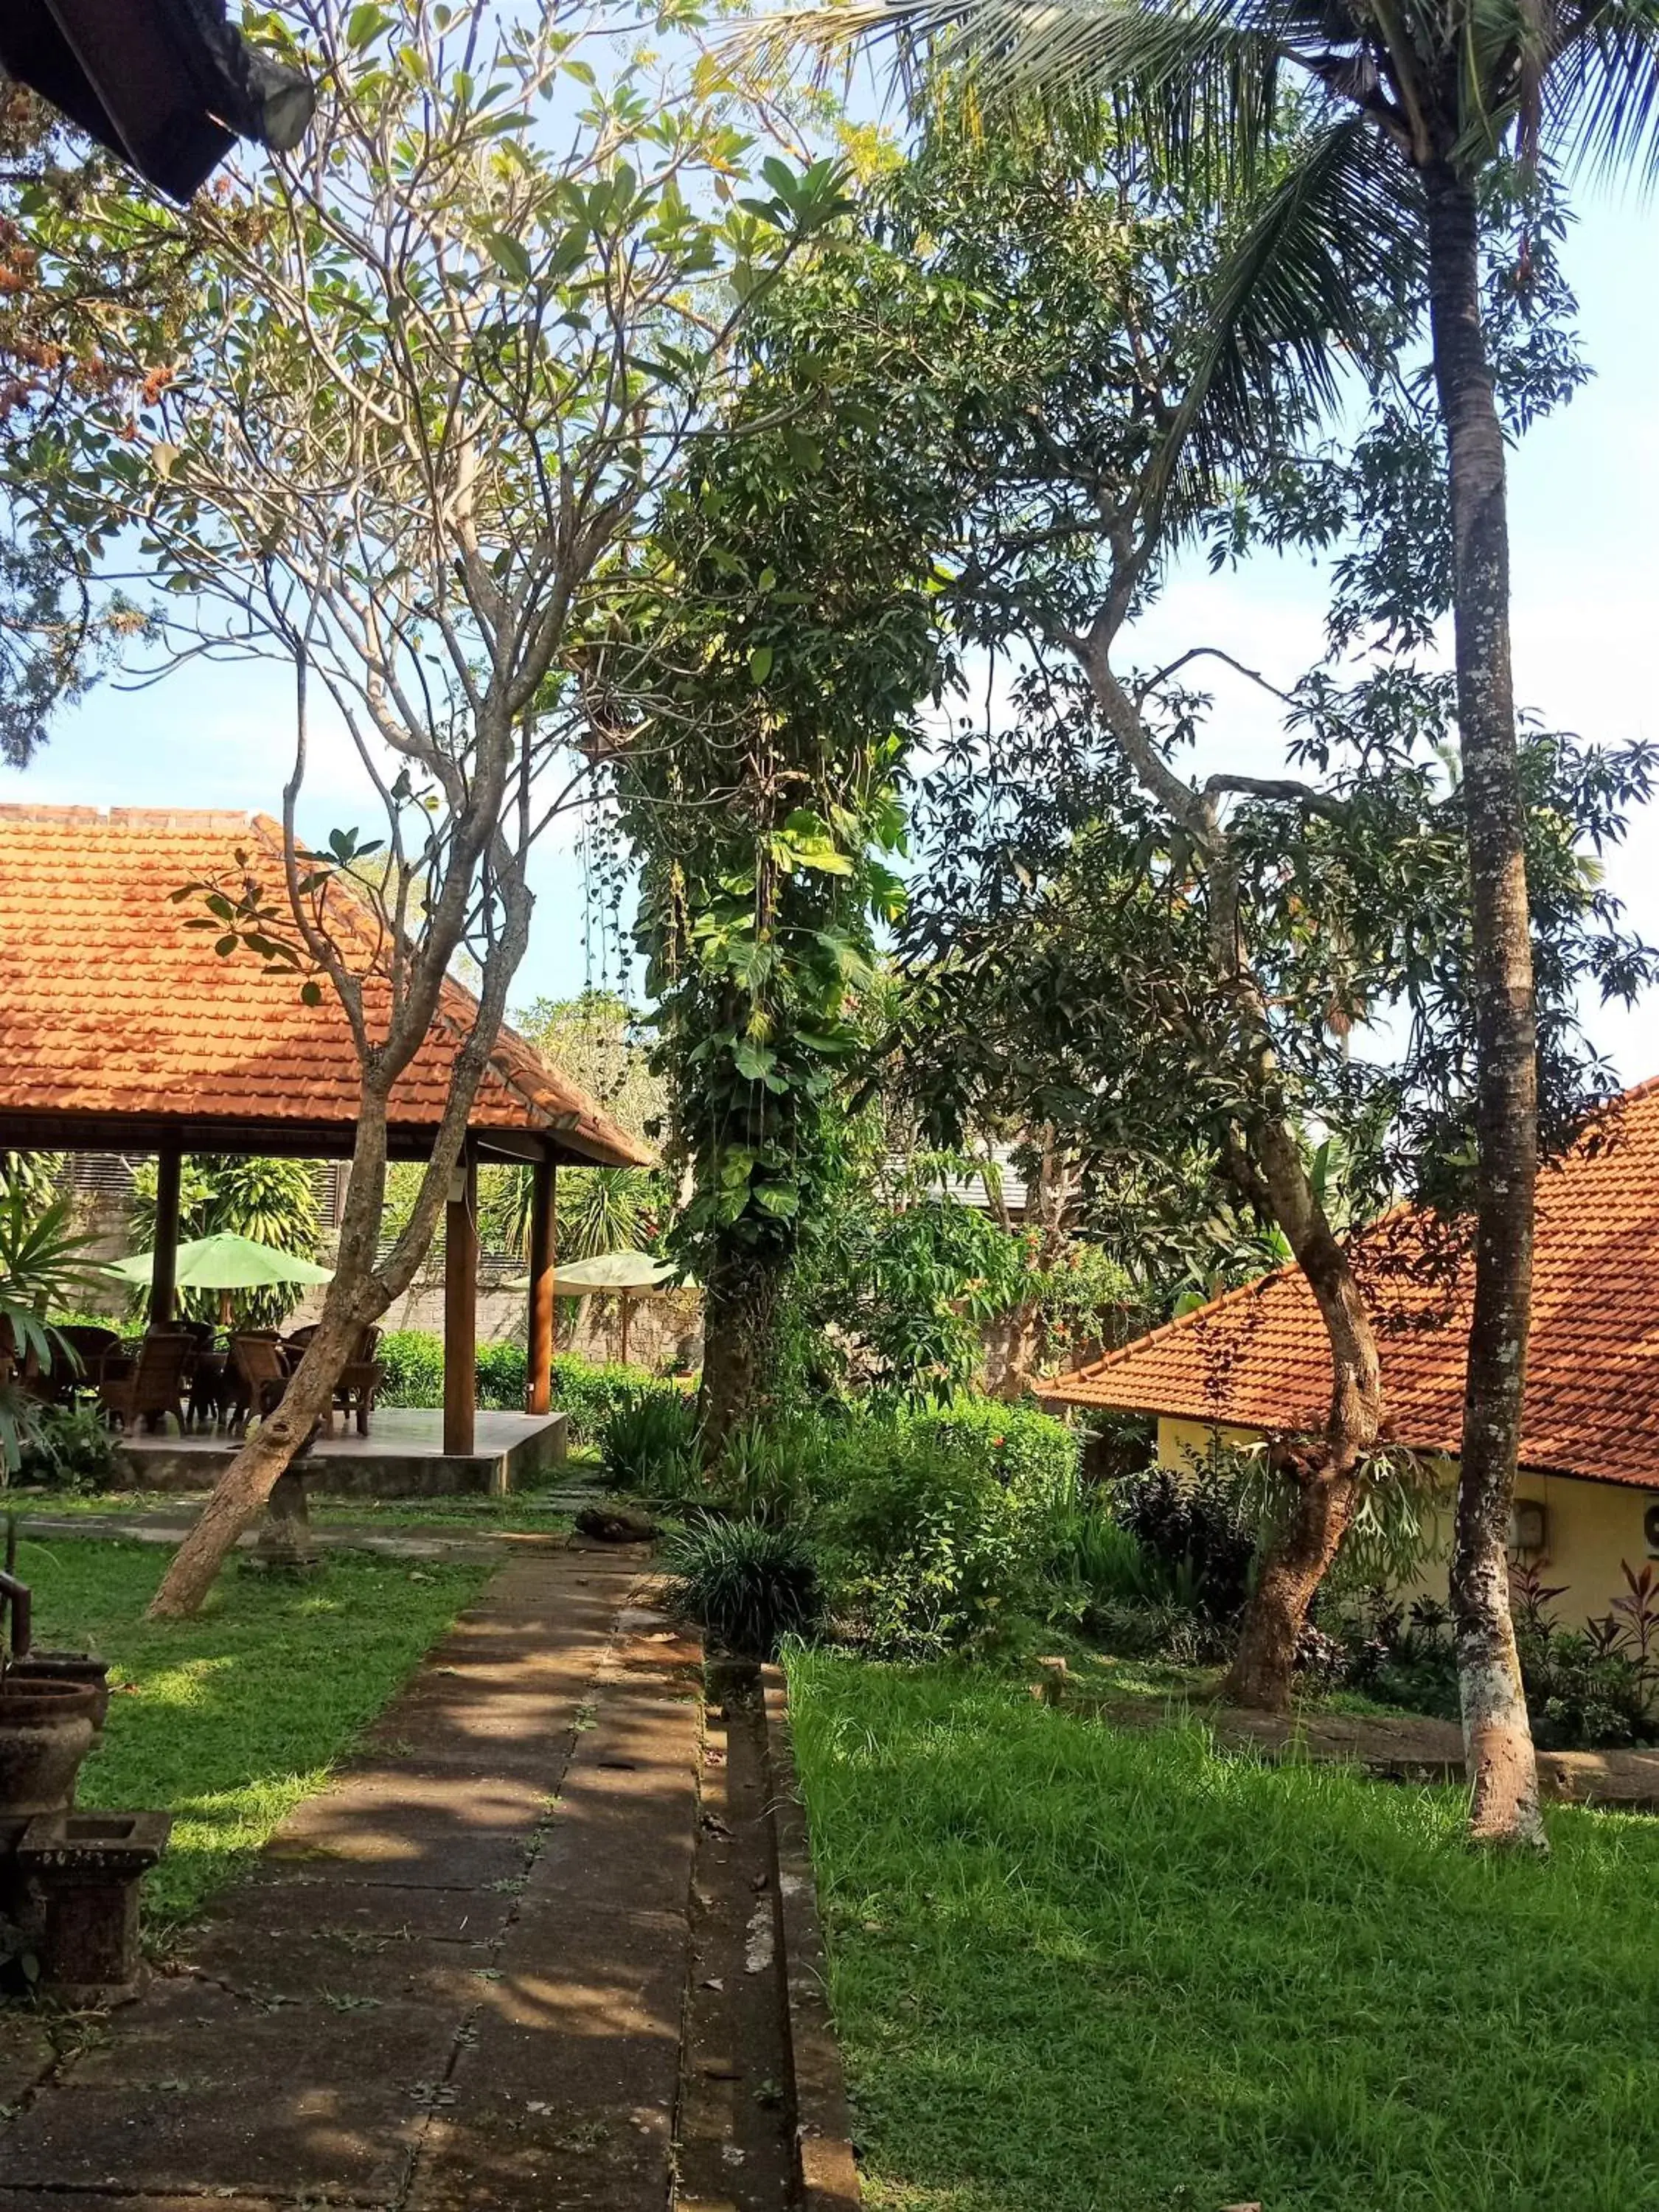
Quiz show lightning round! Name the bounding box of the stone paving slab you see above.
[0,2198,292,2212]
[0,1546,710,2211]
[408,1606,705,2212]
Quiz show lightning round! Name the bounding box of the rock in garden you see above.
[575,1505,658,1544]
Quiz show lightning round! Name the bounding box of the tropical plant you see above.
[599,1391,702,1496]
[129,1153,321,1327]
[13,1402,126,1492]
[751,0,1659,1851]
[813,1419,1068,1655]
[664,1514,824,1658]
[602,231,965,1454]
[550,1354,678,1446]
[0,1192,111,1474]
[1113,1466,1259,1627]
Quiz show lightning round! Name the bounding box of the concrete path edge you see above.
[759,1663,860,2212]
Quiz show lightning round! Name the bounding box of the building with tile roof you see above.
[1043,1079,1659,1617]
[0,805,649,1444]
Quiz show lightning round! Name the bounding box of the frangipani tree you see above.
[9,0,844,1614]
[742,0,1659,1845]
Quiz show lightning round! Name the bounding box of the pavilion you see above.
[0,804,650,1466]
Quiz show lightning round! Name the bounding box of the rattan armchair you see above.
[97,1329,192,1434]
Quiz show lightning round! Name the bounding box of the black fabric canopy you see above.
[0,0,313,201]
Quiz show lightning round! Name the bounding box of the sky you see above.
[6,184,1658,1071]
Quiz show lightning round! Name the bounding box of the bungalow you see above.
[1043,1079,1659,1619]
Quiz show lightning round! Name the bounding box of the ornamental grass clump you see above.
[599,1391,700,1498]
[664,1515,823,1658]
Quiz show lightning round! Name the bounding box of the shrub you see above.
[13,1402,127,1492]
[372,1336,662,1428]
[376,1329,445,1408]
[664,1514,822,1658]
[1112,1465,1257,1624]
[904,1397,1080,1506]
[599,1390,700,1495]
[814,1425,1058,1657]
[1327,1578,1659,1749]
[550,1354,678,1444]
[475,1340,527,1411]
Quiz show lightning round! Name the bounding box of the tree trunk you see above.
[1225,1446,1366,1707]
[146,1113,395,1619]
[1424,165,1545,1849]
[696,1236,791,1461]
[149,1313,361,1612]
[1220,1118,1383,1712]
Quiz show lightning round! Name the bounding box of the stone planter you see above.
[6,1654,112,1733]
[18,1809,173,2006]
[255,1463,324,1571]
[0,1678,100,1856]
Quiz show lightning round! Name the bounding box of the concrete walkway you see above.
[0,1545,723,2211]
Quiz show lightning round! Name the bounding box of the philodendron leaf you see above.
[733,1039,778,1082]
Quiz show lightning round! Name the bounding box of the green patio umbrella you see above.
[512,1247,686,1366]
[104,1233,333,1324]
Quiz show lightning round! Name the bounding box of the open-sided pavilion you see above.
[0,805,651,1464]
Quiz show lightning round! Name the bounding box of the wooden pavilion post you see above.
[443,1149,477,1456]
[150,1142,182,1326]
[526,1153,556,1416]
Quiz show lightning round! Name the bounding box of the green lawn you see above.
[13,1490,574,1535]
[13,1535,489,1928]
[787,1649,1659,2212]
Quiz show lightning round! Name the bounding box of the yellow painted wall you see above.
[1152,1416,1658,1624]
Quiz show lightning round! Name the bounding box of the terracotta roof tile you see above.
[0,806,650,1168]
[1045,1080,1659,1490]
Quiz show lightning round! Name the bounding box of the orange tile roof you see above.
[1045,1079,1659,1490]
[0,806,650,1168]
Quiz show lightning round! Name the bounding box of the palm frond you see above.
[1546,0,1659,181]
[1152,115,1422,524]
[730,0,1304,186]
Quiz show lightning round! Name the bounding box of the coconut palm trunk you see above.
[1423,164,1545,1847]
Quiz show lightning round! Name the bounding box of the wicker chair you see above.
[333,1326,384,1436]
[57,1323,123,1380]
[226,1332,291,1435]
[97,1329,192,1434]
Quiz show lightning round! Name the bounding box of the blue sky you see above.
[7,184,1658,1068]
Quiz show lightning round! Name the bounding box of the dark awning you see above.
[0,0,313,202]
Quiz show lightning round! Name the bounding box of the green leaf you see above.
[748,644,773,685]
[482,231,532,285]
[345,2,392,48]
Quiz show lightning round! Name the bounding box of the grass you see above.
[786,1648,1659,2212]
[10,1489,579,1535]
[12,1534,489,1929]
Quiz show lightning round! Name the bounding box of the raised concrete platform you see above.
[116,1408,568,1498]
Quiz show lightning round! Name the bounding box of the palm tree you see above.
[746,0,1659,1844]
